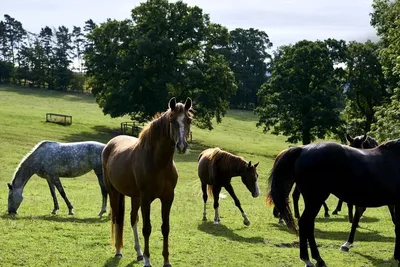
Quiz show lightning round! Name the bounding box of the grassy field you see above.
[0,84,397,267]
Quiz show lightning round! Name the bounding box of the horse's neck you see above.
[225,158,246,178]
[12,160,35,190]
[152,137,175,168]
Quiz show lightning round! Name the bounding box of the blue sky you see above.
[3,0,377,48]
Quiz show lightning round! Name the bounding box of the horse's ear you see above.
[169,97,176,111]
[360,134,367,143]
[7,183,12,190]
[254,162,259,168]
[360,135,368,147]
[185,97,192,111]
[346,133,354,143]
[248,161,252,167]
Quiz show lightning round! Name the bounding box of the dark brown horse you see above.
[268,139,400,267]
[102,97,192,267]
[198,147,260,226]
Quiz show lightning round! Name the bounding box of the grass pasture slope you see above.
[0,84,397,267]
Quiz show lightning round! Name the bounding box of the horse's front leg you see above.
[340,206,365,252]
[51,176,74,215]
[161,193,174,267]
[212,185,222,224]
[141,195,153,267]
[224,183,250,226]
[46,179,59,214]
[332,199,343,215]
[131,197,143,262]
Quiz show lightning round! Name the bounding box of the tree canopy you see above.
[255,40,346,145]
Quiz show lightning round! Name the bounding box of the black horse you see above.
[268,139,400,267]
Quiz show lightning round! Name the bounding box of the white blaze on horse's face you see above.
[177,113,186,151]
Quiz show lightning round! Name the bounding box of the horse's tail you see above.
[207,184,214,199]
[266,147,302,234]
[102,143,125,251]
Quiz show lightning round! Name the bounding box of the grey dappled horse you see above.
[7,140,107,216]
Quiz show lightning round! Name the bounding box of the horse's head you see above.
[241,161,260,198]
[346,134,377,149]
[168,97,192,154]
[7,183,23,214]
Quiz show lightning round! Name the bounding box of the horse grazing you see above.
[198,147,260,226]
[268,140,400,267]
[7,141,107,216]
[102,97,192,267]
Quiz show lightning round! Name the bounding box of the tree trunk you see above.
[302,129,311,145]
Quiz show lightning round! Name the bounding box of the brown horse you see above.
[102,97,192,267]
[198,147,260,226]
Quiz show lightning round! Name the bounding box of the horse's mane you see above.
[379,138,400,149]
[11,140,48,183]
[205,148,247,173]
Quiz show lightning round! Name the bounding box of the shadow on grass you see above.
[198,221,265,244]
[0,85,95,104]
[354,251,397,267]
[0,214,110,224]
[270,223,394,243]
[316,215,380,223]
[62,125,120,144]
[103,257,122,267]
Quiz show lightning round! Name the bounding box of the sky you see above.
[2,0,378,49]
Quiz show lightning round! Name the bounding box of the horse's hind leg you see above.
[130,197,143,261]
[332,199,343,215]
[292,185,301,219]
[161,193,174,267]
[94,167,108,217]
[388,205,395,225]
[212,185,222,224]
[110,190,125,258]
[322,202,330,218]
[225,183,250,226]
[299,200,327,267]
[347,203,354,223]
[46,180,59,214]
[141,195,153,267]
[393,204,400,264]
[201,182,207,221]
[340,206,366,252]
[51,176,74,215]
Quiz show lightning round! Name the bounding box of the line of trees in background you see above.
[1,0,399,141]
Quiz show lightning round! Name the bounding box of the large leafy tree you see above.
[225,28,272,109]
[85,0,236,129]
[369,0,400,141]
[344,40,388,135]
[255,40,346,145]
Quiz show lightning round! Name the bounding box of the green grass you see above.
[0,84,397,267]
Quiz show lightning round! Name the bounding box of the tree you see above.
[344,40,388,135]
[369,0,400,141]
[255,40,346,145]
[226,28,272,109]
[85,0,236,129]
[72,26,85,73]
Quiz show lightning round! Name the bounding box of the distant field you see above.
[0,85,397,267]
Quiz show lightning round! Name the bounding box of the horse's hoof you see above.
[202,217,207,222]
[68,210,74,215]
[115,253,123,258]
[143,264,152,267]
[340,245,350,252]
[98,210,106,217]
[51,210,58,215]
[163,264,172,267]
[332,210,338,215]
[316,262,327,267]
[324,213,330,218]
[304,262,315,267]
[244,219,251,226]
[137,255,143,261]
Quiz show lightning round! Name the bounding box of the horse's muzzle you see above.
[176,142,188,154]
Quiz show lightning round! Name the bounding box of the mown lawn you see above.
[0,85,397,267]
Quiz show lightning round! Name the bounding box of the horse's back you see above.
[296,142,399,206]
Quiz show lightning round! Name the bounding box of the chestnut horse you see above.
[102,97,192,267]
[198,148,260,226]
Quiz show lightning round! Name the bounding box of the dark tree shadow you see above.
[316,215,379,223]
[270,223,394,243]
[198,221,265,244]
[103,257,122,267]
[0,214,110,224]
[62,125,120,144]
[354,251,397,267]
